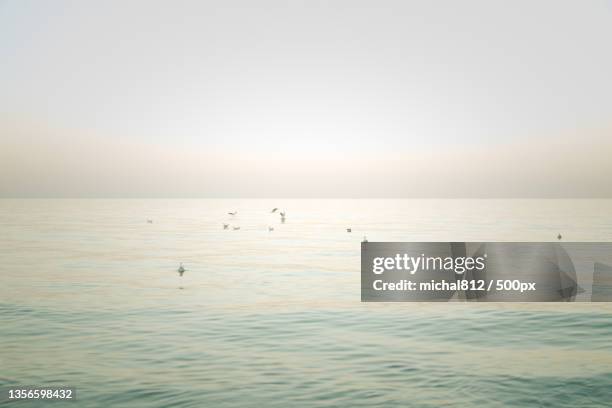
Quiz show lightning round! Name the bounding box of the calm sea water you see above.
[1,199,612,407]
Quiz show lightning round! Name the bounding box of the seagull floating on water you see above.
[233,226,241,230]
[177,263,186,277]
[223,223,229,230]
[228,211,237,216]
[268,226,274,232]
[557,233,562,241]
[346,228,352,233]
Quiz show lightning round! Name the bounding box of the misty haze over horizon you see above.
[1,0,611,198]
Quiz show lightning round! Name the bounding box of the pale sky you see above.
[1,0,611,197]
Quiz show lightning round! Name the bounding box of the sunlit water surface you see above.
[1,199,612,407]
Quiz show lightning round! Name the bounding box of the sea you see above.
[1,199,612,407]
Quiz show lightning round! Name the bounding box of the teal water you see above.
[1,199,612,407]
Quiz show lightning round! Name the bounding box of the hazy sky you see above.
[1,0,611,197]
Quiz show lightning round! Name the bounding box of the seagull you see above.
[362,236,368,243]
[147,219,153,224]
[177,263,186,277]
[557,233,562,241]
[223,223,229,230]
[279,211,286,217]
[233,226,241,230]
[346,228,352,233]
[268,226,274,232]
[228,211,237,216]
[271,208,278,213]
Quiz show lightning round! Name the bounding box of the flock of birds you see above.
[155,210,565,279]
[223,207,287,232]
[160,207,369,279]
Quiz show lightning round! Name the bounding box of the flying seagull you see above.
[223,223,229,230]
[271,208,278,213]
[228,211,237,216]
[177,263,186,277]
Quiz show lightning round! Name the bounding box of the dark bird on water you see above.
[177,263,186,277]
